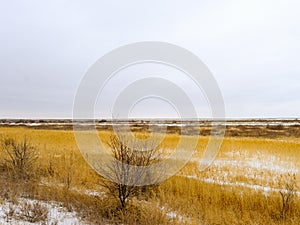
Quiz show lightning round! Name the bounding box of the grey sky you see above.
[0,0,299,119]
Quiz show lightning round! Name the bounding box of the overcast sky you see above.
[0,0,299,119]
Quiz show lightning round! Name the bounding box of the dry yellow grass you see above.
[0,126,299,224]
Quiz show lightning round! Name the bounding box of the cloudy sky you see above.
[0,0,299,119]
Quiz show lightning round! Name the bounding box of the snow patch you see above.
[0,198,85,225]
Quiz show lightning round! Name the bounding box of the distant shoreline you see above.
[0,118,299,138]
[0,118,299,127]
[0,118,299,123]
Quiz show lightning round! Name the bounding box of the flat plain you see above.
[0,119,299,224]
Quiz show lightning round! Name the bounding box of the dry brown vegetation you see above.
[0,125,299,224]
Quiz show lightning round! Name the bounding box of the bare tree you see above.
[0,137,39,180]
[101,134,162,209]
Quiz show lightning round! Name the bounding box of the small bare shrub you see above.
[277,173,298,220]
[58,150,76,190]
[0,137,39,180]
[102,134,162,209]
[4,200,48,223]
[4,203,15,223]
[18,201,49,223]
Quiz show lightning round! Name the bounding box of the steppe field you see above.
[0,119,299,225]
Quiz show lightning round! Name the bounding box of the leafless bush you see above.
[4,200,48,223]
[102,134,162,209]
[61,150,76,190]
[17,201,49,223]
[4,203,15,223]
[277,173,298,220]
[0,137,39,180]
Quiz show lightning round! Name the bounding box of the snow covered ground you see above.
[0,198,85,225]
[183,175,300,196]
[176,149,300,197]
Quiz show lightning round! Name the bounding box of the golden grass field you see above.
[0,125,299,224]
